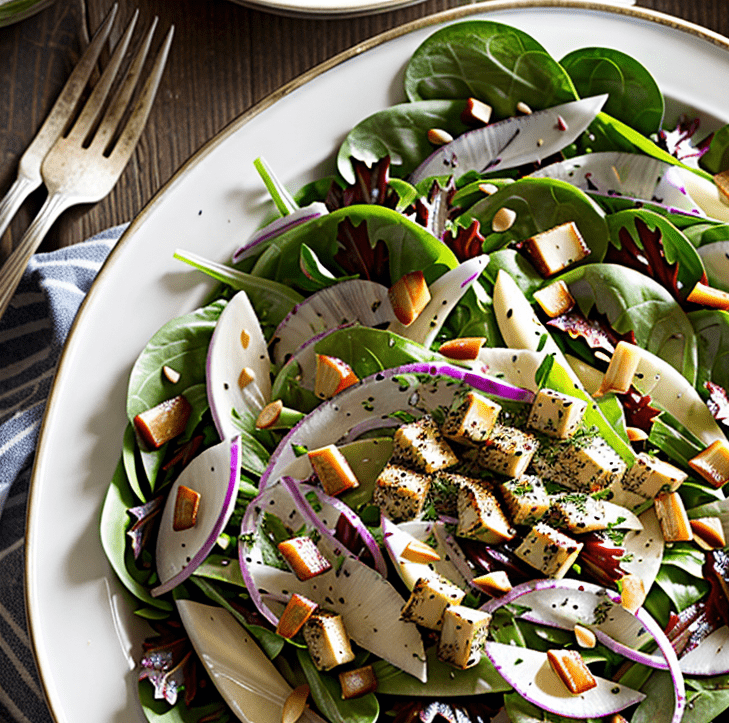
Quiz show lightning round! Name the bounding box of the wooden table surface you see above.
[0,0,727,257]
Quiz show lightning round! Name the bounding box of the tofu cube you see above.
[499,474,550,526]
[442,391,501,446]
[477,424,539,478]
[374,463,432,522]
[533,437,627,494]
[620,452,688,500]
[437,605,492,669]
[302,611,355,671]
[308,444,360,496]
[452,474,515,543]
[533,279,576,318]
[548,493,609,534]
[393,415,459,473]
[519,221,591,277]
[547,649,597,695]
[527,388,587,439]
[514,522,583,578]
[400,574,465,630]
[277,537,332,581]
[689,439,729,489]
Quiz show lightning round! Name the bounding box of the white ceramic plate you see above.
[26,1,729,721]
[225,0,427,18]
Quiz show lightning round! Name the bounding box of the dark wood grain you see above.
[0,0,727,256]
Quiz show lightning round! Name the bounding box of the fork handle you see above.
[0,175,41,247]
[0,192,73,321]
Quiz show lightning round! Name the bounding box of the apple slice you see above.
[207,290,271,441]
[152,436,240,597]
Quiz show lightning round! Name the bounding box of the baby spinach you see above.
[403,20,577,116]
[700,123,729,174]
[459,177,608,259]
[557,263,698,383]
[560,47,664,136]
[689,309,729,391]
[337,100,469,182]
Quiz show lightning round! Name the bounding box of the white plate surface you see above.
[26,1,729,721]
[226,0,427,18]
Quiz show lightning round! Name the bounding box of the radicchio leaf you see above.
[326,157,400,211]
[547,312,615,355]
[413,177,457,240]
[127,495,164,560]
[579,531,627,586]
[658,115,713,163]
[705,381,729,426]
[333,217,390,285]
[442,219,487,263]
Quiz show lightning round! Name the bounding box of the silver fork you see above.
[0,6,173,319]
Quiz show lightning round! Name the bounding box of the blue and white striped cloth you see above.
[0,225,125,723]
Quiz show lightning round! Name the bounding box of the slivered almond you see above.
[240,328,251,349]
[278,537,332,581]
[162,365,181,384]
[339,665,378,700]
[276,593,319,639]
[314,354,359,399]
[594,341,640,397]
[546,649,597,695]
[427,128,454,145]
[438,337,486,360]
[690,517,726,550]
[479,182,499,196]
[626,426,649,442]
[574,624,597,649]
[472,570,512,597]
[256,400,284,429]
[388,270,431,326]
[516,101,533,115]
[533,279,576,318]
[308,444,360,496]
[492,207,516,233]
[172,485,200,531]
[282,684,310,723]
[689,439,729,488]
[619,574,646,614]
[654,491,693,543]
[461,97,493,126]
[686,281,729,310]
[238,366,256,389]
[133,395,192,449]
[401,539,441,564]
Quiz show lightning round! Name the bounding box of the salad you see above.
[101,16,729,723]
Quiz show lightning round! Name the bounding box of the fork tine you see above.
[66,9,140,143]
[109,24,174,163]
[89,16,159,155]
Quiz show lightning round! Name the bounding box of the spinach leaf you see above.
[123,422,147,503]
[404,20,577,116]
[557,263,698,383]
[560,47,664,135]
[682,221,729,247]
[127,300,225,423]
[459,177,608,260]
[250,205,457,290]
[689,309,729,390]
[337,100,469,183]
[138,680,228,722]
[700,123,729,174]
[683,674,729,723]
[484,248,543,298]
[99,460,173,611]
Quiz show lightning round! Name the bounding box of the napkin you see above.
[0,224,125,723]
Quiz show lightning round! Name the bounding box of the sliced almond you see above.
[282,684,310,723]
[276,593,319,639]
[240,328,251,349]
[626,426,649,442]
[690,517,726,550]
[162,365,181,384]
[654,491,693,543]
[594,341,641,397]
[401,539,441,564]
[172,485,201,532]
[314,354,360,399]
[238,366,256,389]
[546,649,597,695]
[308,444,360,496]
[256,399,284,429]
[278,537,332,581]
[471,570,512,597]
[388,270,431,326]
[492,207,517,233]
[574,623,597,649]
[479,182,499,196]
[533,279,576,318]
[427,128,454,145]
[461,97,493,126]
[689,439,729,489]
[619,574,646,614]
[339,665,378,700]
[516,101,533,115]
[438,336,486,360]
[686,281,729,311]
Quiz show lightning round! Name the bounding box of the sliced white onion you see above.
[153,436,240,597]
[697,241,729,292]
